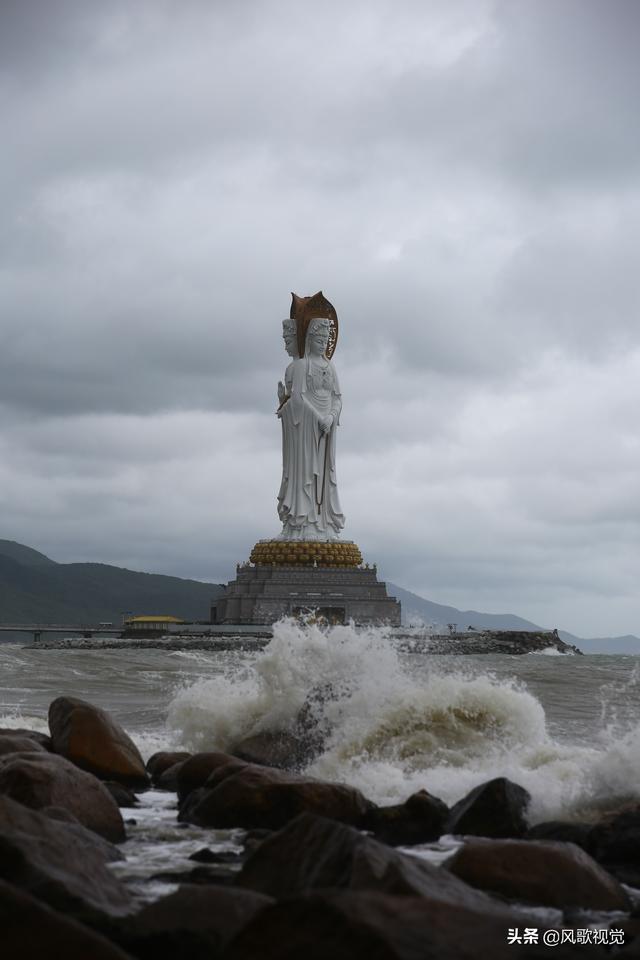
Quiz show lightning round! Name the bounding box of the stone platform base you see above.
[212,563,401,627]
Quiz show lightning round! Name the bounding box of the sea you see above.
[2,619,640,907]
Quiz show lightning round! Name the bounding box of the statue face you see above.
[282,321,297,357]
[308,319,330,356]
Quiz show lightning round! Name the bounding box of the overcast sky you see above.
[2,0,639,637]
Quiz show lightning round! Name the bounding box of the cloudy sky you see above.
[2,0,639,637]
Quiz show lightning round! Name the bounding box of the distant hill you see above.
[387,582,638,654]
[388,583,546,633]
[571,635,640,655]
[1,540,637,653]
[0,539,223,636]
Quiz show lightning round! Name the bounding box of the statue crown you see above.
[290,291,339,358]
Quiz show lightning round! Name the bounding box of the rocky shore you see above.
[25,628,582,654]
[2,696,634,958]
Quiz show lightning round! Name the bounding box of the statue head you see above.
[290,291,338,358]
[306,317,331,357]
[282,319,298,358]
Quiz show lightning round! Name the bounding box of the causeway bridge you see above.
[0,623,124,643]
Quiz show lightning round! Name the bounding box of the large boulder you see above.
[225,890,527,960]
[525,820,594,852]
[0,795,131,922]
[364,789,449,846]
[176,751,241,804]
[232,731,314,771]
[109,885,273,959]
[0,728,52,750]
[445,837,631,911]
[236,812,504,913]
[0,734,48,757]
[0,751,125,842]
[48,697,149,788]
[0,880,134,960]
[590,806,640,886]
[146,751,192,782]
[179,763,374,830]
[446,777,530,838]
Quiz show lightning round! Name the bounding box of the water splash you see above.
[166,619,640,823]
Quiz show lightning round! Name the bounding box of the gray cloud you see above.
[1,0,639,635]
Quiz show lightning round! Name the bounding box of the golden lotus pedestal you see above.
[249,539,362,568]
[212,539,401,627]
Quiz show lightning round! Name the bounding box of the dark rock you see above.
[233,731,313,770]
[446,777,530,838]
[0,751,125,842]
[591,805,640,863]
[243,828,273,856]
[146,750,192,781]
[176,751,241,804]
[0,728,52,750]
[364,788,448,846]
[236,812,503,912]
[445,837,631,911]
[525,820,594,852]
[156,761,187,791]
[225,890,527,960]
[0,734,48,756]
[179,763,374,830]
[189,847,243,864]
[149,865,238,886]
[0,795,131,922]
[48,696,149,788]
[0,880,134,960]
[109,885,272,960]
[103,781,139,808]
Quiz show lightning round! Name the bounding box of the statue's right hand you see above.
[319,414,334,433]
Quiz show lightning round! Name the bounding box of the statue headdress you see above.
[290,291,339,359]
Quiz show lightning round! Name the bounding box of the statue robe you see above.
[277,355,344,540]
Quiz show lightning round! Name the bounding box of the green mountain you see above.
[1,540,636,653]
[0,540,223,631]
[388,582,549,633]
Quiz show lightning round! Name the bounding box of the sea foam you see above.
[166,618,640,823]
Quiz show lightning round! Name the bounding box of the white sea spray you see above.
[166,618,640,822]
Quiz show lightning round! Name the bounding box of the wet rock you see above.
[0,728,52,750]
[156,761,187,791]
[176,751,242,804]
[146,750,192,781]
[108,885,272,960]
[103,781,139,808]
[0,733,48,756]
[364,789,449,846]
[446,777,530,838]
[179,763,374,831]
[445,837,631,911]
[0,795,131,922]
[0,880,134,960]
[48,696,149,789]
[149,865,238,886]
[225,890,526,960]
[590,806,640,885]
[189,847,243,864]
[236,812,503,912]
[525,820,594,852]
[0,751,125,842]
[233,731,313,770]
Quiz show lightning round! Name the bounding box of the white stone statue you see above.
[276,317,345,540]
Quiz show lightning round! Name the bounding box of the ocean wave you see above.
[158,619,640,823]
